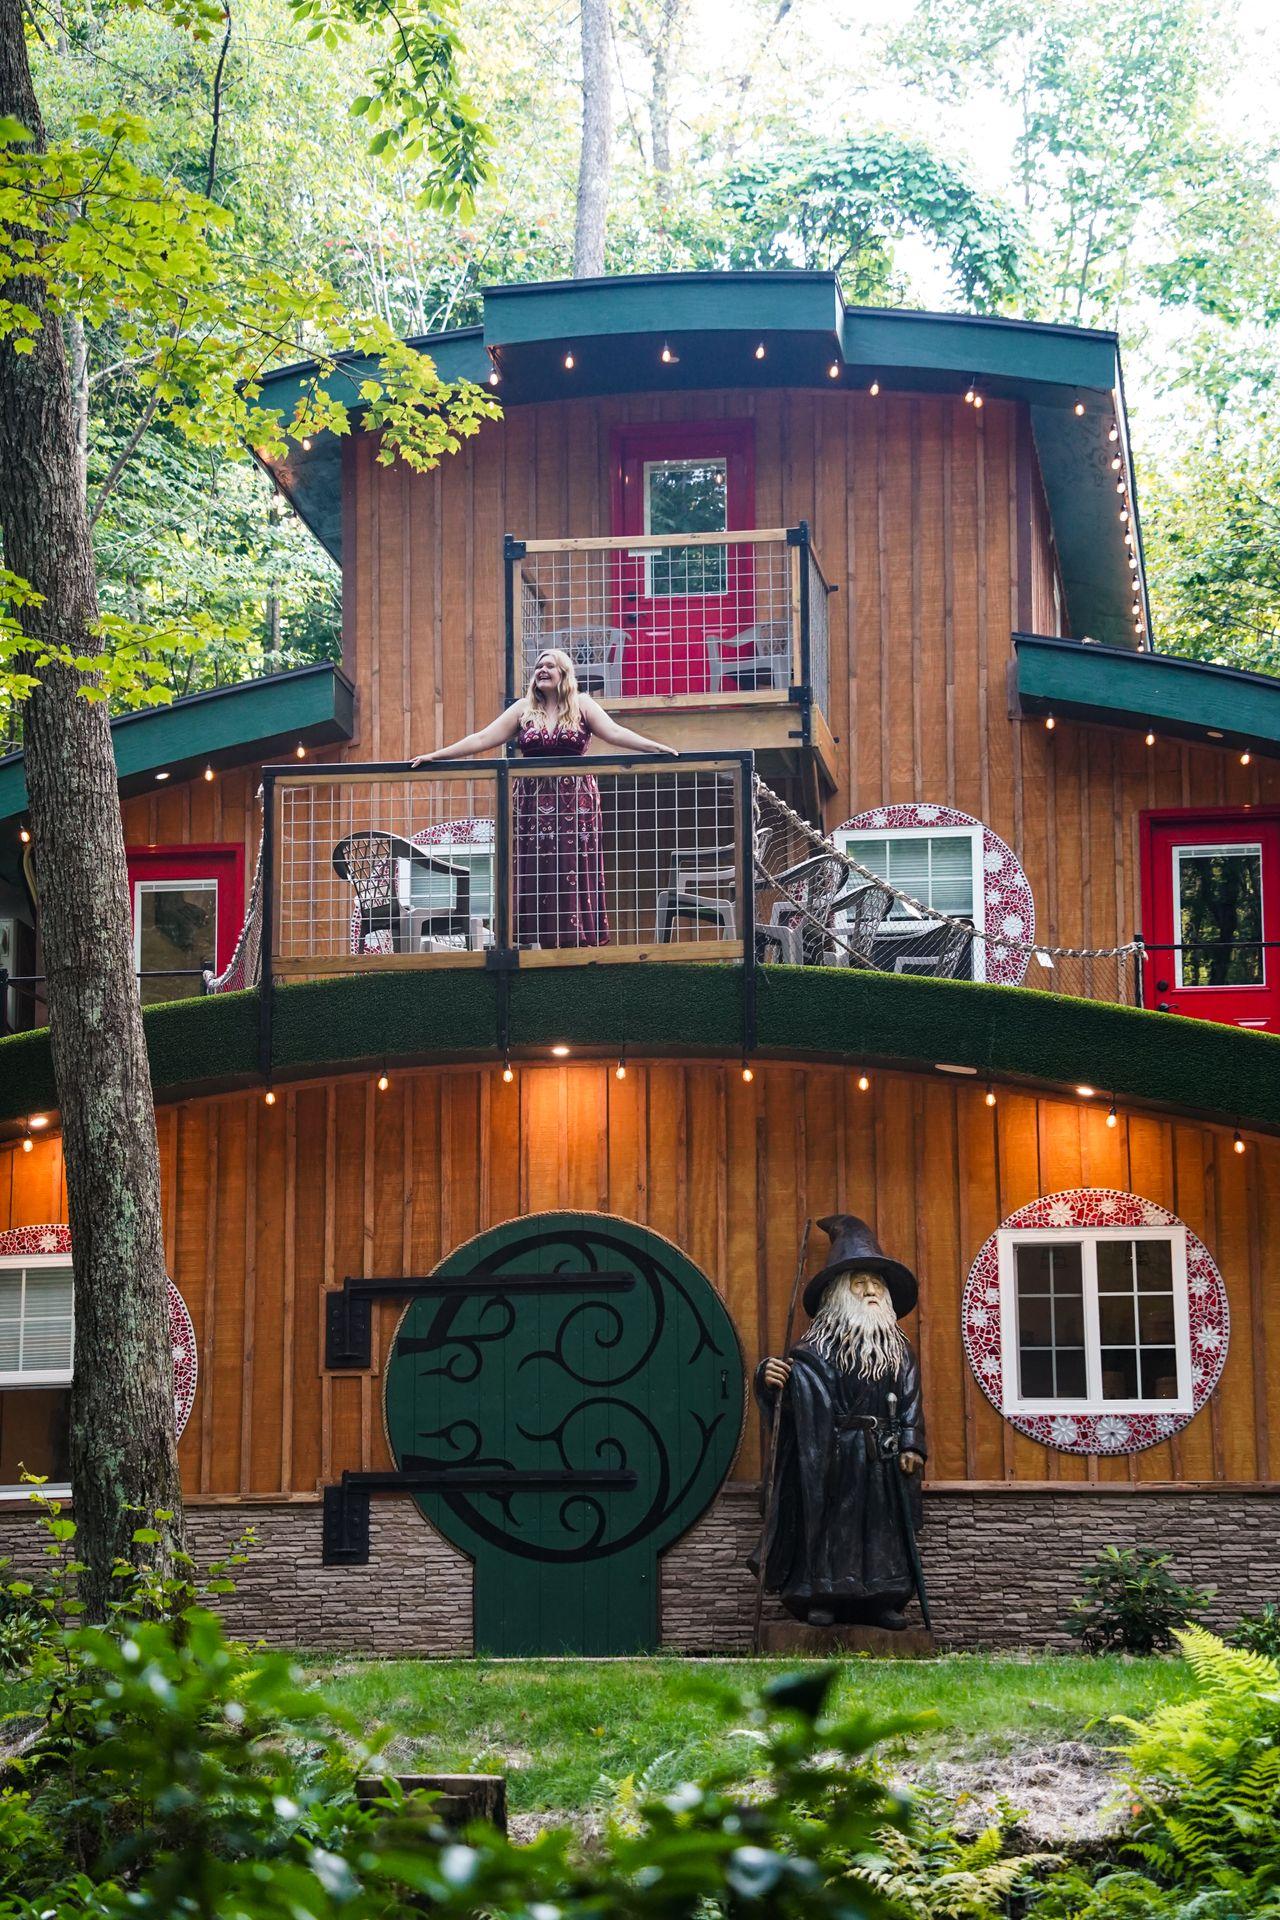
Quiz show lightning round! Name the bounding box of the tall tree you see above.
[0,0,493,1612]
[573,0,611,275]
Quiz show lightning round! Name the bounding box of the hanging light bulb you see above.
[1108,422,1119,442]
[301,437,313,452]
[868,378,880,396]
[376,1071,389,1092]
[984,1085,997,1108]
[1145,730,1156,747]
[203,764,215,782]
[963,381,975,404]
[1045,714,1056,731]
[1111,455,1122,472]
[857,1072,870,1092]
[661,343,673,364]
[1234,1129,1246,1154]
[1116,479,1126,494]
[1107,1102,1118,1129]
[264,1088,277,1107]
[563,350,575,370]
[615,1057,627,1080]
[754,342,766,360]
[488,369,500,387]
[1241,751,1252,766]
[741,1061,754,1083]
[828,361,840,379]
[295,742,307,759]
[1074,398,1086,417]
[18,826,30,845]
[21,1131,33,1154]
[502,1059,514,1084]
[972,392,984,409]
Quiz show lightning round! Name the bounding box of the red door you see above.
[611,421,756,696]
[1141,810,1280,1031]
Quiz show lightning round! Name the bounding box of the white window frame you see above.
[132,875,219,991]
[997,1225,1192,1418]
[641,455,729,599]
[834,823,986,983]
[0,1252,73,1501]
[1171,841,1267,992]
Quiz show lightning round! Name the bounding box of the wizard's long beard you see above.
[805,1274,907,1381]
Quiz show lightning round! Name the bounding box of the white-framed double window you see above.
[835,824,985,979]
[997,1226,1191,1417]
[0,1254,74,1498]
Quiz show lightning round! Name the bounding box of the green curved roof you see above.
[2,964,1276,1139]
[254,270,1146,652]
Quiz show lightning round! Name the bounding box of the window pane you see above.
[1015,1243,1054,1293]
[0,1385,71,1485]
[138,882,217,1006]
[646,459,727,596]
[1137,1293,1177,1345]
[1134,1240,1174,1289]
[929,838,975,916]
[1101,1348,1141,1399]
[1099,1292,1136,1345]
[1055,1348,1087,1398]
[1014,1242,1084,1398]
[1096,1238,1133,1292]
[408,851,492,918]
[885,837,933,892]
[0,1267,73,1378]
[1177,847,1264,987]
[1017,1293,1053,1347]
[1140,1350,1180,1399]
[1019,1350,1054,1398]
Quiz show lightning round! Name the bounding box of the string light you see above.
[828,361,840,379]
[203,764,215,782]
[264,1088,276,1106]
[964,380,975,404]
[661,343,674,364]
[1111,455,1122,471]
[1074,397,1086,417]
[301,437,312,451]
[1108,422,1120,443]
[754,342,766,360]
[1241,751,1252,766]
[857,1072,870,1092]
[21,1129,32,1154]
[984,1084,997,1108]
[563,350,575,370]
[18,826,30,844]
[868,378,880,396]
[376,1070,389,1092]
[487,369,500,387]
[1107,1101,1118,1129]
[741,1060,754,1083]
[1044,714,1056,731]
[1145,730,1156,747]
[1116,479,1125,494]
[1233,1129,1246,1154]
[502,1058,514,1084]
[615,1057,627,1080]
[295,742,306,759]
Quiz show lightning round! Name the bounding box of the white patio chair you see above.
[539,627,627,700]
[706,621,793,693]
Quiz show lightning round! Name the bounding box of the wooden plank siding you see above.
[3,1062,1276,1499]
[335,387,1280,958]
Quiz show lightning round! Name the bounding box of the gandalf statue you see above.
[752,1214,927,1630]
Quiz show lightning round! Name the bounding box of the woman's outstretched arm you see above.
[411,703,524,765]
[581,695,677,755]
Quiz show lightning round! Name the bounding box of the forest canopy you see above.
[6,0,1280,731]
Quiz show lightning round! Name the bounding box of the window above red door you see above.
[1140,808,1280,1032]
[125,845,244,1004]
[610,421,757,697]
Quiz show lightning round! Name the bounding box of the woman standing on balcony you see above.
[412,650,675,948]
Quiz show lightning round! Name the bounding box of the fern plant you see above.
[855,1788,1060,1919]
[1066,1547,1213,1655]
[1113,1626,1280,1885]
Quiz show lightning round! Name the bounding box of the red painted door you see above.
[126,845,244,1004]
[1142,811,1280,1031]
[611,421,756,695]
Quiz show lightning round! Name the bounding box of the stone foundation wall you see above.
[3,1485,1275,1653]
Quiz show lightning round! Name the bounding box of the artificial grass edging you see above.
[1,963,1277,1132]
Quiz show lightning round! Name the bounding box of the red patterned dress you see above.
[513,716,610,948]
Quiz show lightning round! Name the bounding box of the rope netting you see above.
[751,780,1142,1004]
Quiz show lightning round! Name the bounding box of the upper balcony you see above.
[505,524,837,809]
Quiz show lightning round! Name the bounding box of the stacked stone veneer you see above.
[3,1486,1275,1652]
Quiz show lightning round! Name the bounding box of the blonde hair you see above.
[522,649,584,733]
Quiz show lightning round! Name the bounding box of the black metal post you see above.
[503,535,525,711]
[1132,931,1145,1008]
[789,522,813,749]
[0,967,8,1038]
[739,753,757,1057]
[258,769,276,1083]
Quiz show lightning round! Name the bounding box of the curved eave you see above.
[1015,633,1280,753]
[253,272,1141,648]
[2,965,1278,1139]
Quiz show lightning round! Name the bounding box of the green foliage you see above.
[1066,1548,1213,1656]
[860,1788,1060,1917]
[1229,1603,1280,1660]
[718,134,1027,311]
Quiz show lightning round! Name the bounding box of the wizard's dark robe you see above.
[751,1336,927,1624]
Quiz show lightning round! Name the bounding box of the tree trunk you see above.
[573,0,611,276]
[0,0,186,1614]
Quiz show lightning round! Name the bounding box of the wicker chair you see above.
[332,832,471,953]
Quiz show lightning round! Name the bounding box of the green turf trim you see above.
[2,963,1278,1132]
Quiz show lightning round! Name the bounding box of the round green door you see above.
[383,1212,745,1655]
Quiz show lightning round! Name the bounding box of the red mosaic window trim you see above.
[962,1188,1229,1455]
[833,803,1035,986]
[0,1225,198,1439]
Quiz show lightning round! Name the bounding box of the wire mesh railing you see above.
[262,755,754,978]
[504,526,831,717]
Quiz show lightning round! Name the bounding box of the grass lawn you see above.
[310,1654,1195,1814]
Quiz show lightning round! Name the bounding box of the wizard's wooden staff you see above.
[751,1217,812,1655]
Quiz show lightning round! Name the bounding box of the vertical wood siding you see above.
[3,1065,1274,1496]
